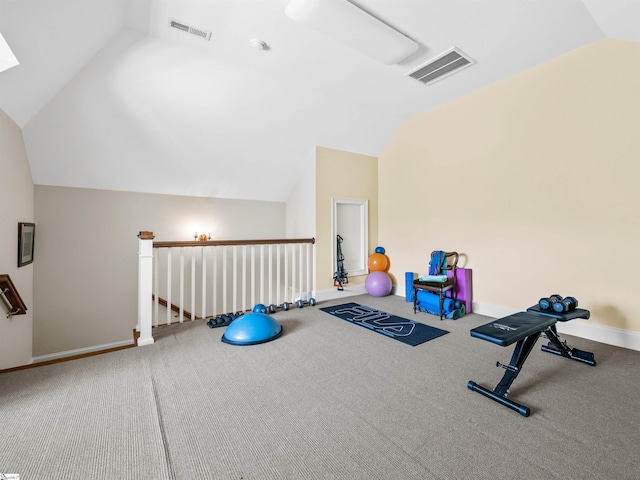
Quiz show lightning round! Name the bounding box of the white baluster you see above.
[242,245,247,313]
[292,245,297,302]
[179,248,184,323]
[251,245,256,308]
[167,249,172,326]
[268,244,273,305]
[223,246,228,314]
[298,244,303,301]
[137,234,155,346]
[307,243,313,300]
[212,246,218,317]
[276,244,281,305]
[191,249,196,321]
[153,248,159,328]
[233,245,238,313]
[201,246,207,320]
[284,244,289,302]
[260,244,265,303]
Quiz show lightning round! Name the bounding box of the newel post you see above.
[137,231,155,346]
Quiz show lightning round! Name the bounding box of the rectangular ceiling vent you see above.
[168,19,212,41]
[406,47,474,86]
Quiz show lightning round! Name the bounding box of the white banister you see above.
[212,248,218,317]
[166,248,172,326]
[268,244,273,305]
[201,246,207,321]
[260,244,265,302]
[292,245,297,302]
[191,250,196,322]
[222,246,228,314]
[154,250,159,327]
[232,246,238,313]
[137,232,155,346]
[251,245,256,308]
[276,244,281,305]
[179,248,184,323]
[140,236,315,344]
[241,245,247,312]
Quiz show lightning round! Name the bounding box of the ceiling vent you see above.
[168,19,212,41]
[406,47,474,86]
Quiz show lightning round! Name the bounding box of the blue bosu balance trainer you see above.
[221,312,283,346]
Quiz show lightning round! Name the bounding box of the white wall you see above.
[0,109,34,369]
[33,185,285,358]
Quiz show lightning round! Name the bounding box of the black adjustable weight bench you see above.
[468,306,595,417]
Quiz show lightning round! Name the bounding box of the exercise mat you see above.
[320,302,448,346]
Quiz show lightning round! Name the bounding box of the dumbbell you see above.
[552,296,578,313]
[295,298,317,308]
[538,294,563,310]
[206,311,242,328]
[261,298,317,313]
[265,302,292,313]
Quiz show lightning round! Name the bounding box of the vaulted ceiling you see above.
[1,0,639,202]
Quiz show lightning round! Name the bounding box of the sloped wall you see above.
[379,38,640,335]
[0,109,34,369]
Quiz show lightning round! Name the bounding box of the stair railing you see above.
[137,232,315,346]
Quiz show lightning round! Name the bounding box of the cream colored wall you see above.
[33,185,285,357]
[0,109,34,369]
[315,146,378,291]
[286,150,316,239]
[380,38,640,333]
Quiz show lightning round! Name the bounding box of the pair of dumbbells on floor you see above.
[258,298,317,314]
[538,294,578,313]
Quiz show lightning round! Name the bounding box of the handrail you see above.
[152,295,200,321]
[153,237,315,249]
[0,274,27,318]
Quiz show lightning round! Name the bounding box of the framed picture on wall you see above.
[18,222,35,267]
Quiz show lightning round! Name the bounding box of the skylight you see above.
[0,32,19,73]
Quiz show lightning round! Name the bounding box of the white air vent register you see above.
[407,47,474,85]
[168,19,212,41]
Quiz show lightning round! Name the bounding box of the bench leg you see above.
[468,332,542,417]
[541,325,596,366]
[467,381,530,417]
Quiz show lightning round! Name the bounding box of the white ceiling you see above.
[1,0,639,202]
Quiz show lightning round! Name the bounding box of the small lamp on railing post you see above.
[194,231,211,241]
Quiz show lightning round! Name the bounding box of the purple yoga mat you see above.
[447,268,473,313]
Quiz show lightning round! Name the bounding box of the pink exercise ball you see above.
[365,271,392,297]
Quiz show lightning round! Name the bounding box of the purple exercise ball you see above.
[365,271,392,297]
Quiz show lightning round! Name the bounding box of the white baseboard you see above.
[554,320,640,352]
[472,301,640,352]
[315,284,368,302]
[471,302,519,319]
[32,339,135,364]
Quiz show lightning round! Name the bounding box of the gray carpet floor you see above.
[1,294,639,479]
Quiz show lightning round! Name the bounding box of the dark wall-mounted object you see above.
[0,274,27,318]
[18,222,35,267]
